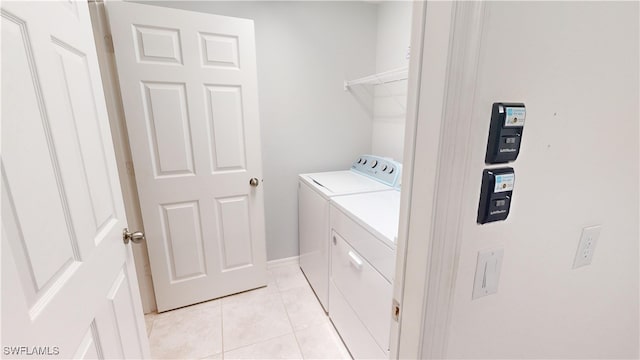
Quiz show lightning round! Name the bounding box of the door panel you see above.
[141,81,195,177]
[134,25,183,65]
[160,201,206,281]
[105,269,144,359]
[205,85,247,171]
[217,195,253,270]
[73,326,102,359]
[200,33,240,68]
[1,2,149,358]
[2,12,78,292]
[108,2,267,311]
[51,36,118,246]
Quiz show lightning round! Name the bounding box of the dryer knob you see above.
[371,160,378,168]
[382,165,388,171]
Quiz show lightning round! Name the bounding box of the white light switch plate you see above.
[573,225,601,269]
[472,249,504,299]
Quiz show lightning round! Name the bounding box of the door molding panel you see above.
[393,2,487,359]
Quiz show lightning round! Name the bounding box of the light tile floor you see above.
[144,264,351,359]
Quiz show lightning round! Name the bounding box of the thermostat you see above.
[477,168,515,224]
[485,103,526,164]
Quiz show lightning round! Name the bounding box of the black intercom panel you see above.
[485,103,526,164]
[477,168,514,224]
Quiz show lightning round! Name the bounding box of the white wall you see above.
[444,2,639,358]
[371,1,412,162]
[128,1,378,261]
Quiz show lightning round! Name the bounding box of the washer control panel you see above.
[351,155,401,187]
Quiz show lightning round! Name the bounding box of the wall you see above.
[371,1,412,162]
[444,2,639,358]
[126,2,377,257]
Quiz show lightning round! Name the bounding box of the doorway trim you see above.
[88,0,157,313]
[392,1,486,358]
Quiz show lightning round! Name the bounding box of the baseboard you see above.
[267,255,300,269]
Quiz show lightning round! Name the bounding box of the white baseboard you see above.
[267,255,300,269]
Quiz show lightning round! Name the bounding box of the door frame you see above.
[88,0,487,355]
[87,0,157,314]
[392,1,486,359]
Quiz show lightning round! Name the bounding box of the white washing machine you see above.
[329,188,401,359]
[298,155,401,312]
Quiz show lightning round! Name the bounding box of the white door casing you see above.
[87,0,159,314]
[1,1,150,358]
[106,2,268,312]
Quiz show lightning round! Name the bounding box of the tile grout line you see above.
[222,269,300,356]
[220,298,224,360]
[274,267,307,359]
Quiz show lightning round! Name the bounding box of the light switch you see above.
[472,249,504,299]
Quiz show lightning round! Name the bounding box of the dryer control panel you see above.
[351,155,401,187]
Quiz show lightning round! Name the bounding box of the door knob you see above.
[249,178,259,187]
[123,228,145,245]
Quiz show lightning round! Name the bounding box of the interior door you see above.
[1,1,150,358]
[106,2,268,312]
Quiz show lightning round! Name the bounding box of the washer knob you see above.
[389,168,394,174]
[371,160,378,168]
[382,165,388,171]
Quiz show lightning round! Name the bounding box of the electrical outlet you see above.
[573,225,601,269]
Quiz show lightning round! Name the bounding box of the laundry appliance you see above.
[329,188,401,359]
[298,155,401,312]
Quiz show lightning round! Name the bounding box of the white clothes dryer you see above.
[329,189,401,359]
[298,155,401,312]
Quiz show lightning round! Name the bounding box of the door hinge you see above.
[104,34,114,53]
[392,299,400,322]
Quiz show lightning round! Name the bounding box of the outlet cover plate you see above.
[573,225,601,269]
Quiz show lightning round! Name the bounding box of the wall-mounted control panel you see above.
[485,103,526,164]
[477,168,514,224]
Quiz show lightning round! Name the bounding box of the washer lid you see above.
[331,190,401,247]
[304,171,391,195]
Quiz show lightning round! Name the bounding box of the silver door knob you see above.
[123,228,145,245]
[249,178,259,187]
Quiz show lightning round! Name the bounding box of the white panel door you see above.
[106,2,268,312]
[1,1,149,358]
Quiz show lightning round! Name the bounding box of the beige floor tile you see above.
[280,285,327,331]
[149,302,222,359]
[295,321,351,359]
[270,264,308,292]
[222,289,294,351]
[144,313,156,336]
[266,270,279,292]
[224,334,303,359]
